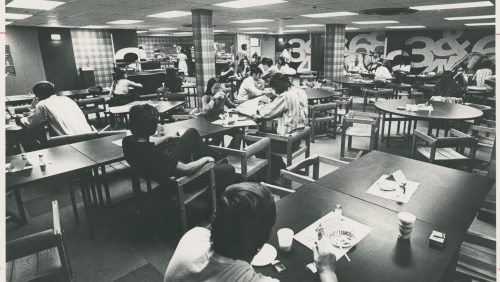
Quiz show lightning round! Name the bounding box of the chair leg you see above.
[13,187,28,224]
[68,182,79,224]
[101,166,112,207]
[386,114,392,147]
[347,136,352,150]
[381,112,386,141]
[177,185,188,232]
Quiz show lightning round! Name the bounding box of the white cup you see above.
[277,228,294,252]
[405,104,411,111]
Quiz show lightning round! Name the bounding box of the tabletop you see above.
[315,151,494,234]
[331,77,375,86]
[70,133,127,165]
[108,101,184,114]
[304,88,339,101]
[257,183,462,282]
[375,99,483,121]
[6,145,97,189]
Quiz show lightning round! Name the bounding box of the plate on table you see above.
[468,86,487,91]
[251,243,277,266]
[329,230,357,248]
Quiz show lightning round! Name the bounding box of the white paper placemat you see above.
[6,157,52,173]
[294,212,372,261]
[366,174,419,204]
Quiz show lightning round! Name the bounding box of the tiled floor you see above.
[6,97,495,282]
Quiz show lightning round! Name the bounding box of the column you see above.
[324,24,346,80]
[192,9,215,105]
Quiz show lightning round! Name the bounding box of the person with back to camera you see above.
[164,182,338,282]
[109,68,143,106]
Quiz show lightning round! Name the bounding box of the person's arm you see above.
[314,238,338,282]
[224,95,236,108]
[176,157,214,175]
[17,104,47,129]
[202,95,216,112]
[256,94,286,120]
[127,80,143,89]
[243,79,263,99]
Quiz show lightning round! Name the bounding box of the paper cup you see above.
[405,104,411,111]
[277,228,294,252]
[398,212,416,240]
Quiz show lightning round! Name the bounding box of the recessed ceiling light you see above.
[245,31,268,34]
[149,27,178,31]
[136,30,148,33]
[5,13,33,20]
[286,24,323,27]
[231,19,274,23]
[345,27,359,30]
[465,22,495,26]
[172,32,193,35]
[444,15,495,20]
[352,20,399,24]
[214,29,228,32]
[150,34,170,36]
[386,25,426,29]
[7,0,65,10]
[107,20,144,24]
[239,27,269,30]
[301,11,357,18]
[214,0,287,9]
[147,11,191,18]
[81,25,109,29]
[410,1,493,11]
[283,29,307,33]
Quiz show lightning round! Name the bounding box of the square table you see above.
[315,151,494,234]
[257,183,463,282]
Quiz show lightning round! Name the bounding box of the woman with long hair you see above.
[109,68,143,106]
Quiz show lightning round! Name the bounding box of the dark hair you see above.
[114,68,126,81]
[269,73,292,94]
[32,81,55,100]
[238,58,249,68]
[481,60,492,69]
[261,57,268,65]
[277,57,286,66]
[129,104,159,137]
[211,182,276,262]
[241,44,247,50]
[205,77,220,96]
[284,43,292,49]
[266,58,274,67]
[250,65,263,76]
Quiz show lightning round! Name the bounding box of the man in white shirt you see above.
[237,66,265,100]
[374,61,394,81]
[164,182,338,282]
[280,43,292,64]
[237,44,249,66]
[16,81,93,136]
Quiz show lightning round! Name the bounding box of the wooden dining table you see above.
[304,88,340,104]
[257,151,493,281]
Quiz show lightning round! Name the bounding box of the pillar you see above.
[192,9,215,106]
[324,24,346,80]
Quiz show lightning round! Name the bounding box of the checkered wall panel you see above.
[71,29,114,87]
[324,24,345,80]
[192,9,216,102]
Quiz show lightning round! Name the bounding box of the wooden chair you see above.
[76,97,107,124]
[410,129,478,172]
[260,182,295,202]
[6,201,73,282]
[456,230,496,282]
[362,81,394,112]
[280,154,348,189]
[258,126,311,167]
[329,96,353,135]
[130,162,216,232]
[340,111,380,161]
[209,135,271,182]
[467,123,496,177]
[309,102,338,142]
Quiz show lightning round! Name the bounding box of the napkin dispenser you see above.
[429,230,446,250]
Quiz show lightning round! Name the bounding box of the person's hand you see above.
[313,238,337,274]
[203,157,215,164]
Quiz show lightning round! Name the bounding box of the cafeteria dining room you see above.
[2,0,497,281]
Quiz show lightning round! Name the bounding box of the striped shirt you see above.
[474,68,492,87]
[256,87,308,136]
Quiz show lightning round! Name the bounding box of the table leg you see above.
[101,165,112,207]
[381,112,386,141]
[93,167,105,207]
[386,113,392,147]
[79,171,95,239]
[13,188,28,224]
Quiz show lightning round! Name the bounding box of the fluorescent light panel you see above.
[231,19,274,23]
[352,20,399,24]
[149,27,178,31]
[214,29,228,32]
[239,27,269,30]
[214,0,287,9]
[7,0,64,10]
[147,11,191,18]
[386,25,426,29]
[410,1,493,10]
[136,30,148,33]
[150,34,171,36]
[465,22,495,26]
[107,20,144,24]
[81,25,109,29]
[445,15,495,20]
[5,13,32,20]
[173,32,192,35]
[302,11,357,18]
[283,29,307,33]
[286,24,323,27]
[245,31,267,34]
[345,27,359,30]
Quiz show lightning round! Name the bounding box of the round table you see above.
[304,88,339,104]
[375,99,483,140]
[331,77,375,96]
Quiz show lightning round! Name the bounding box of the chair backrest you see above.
[52,200,61,235]
[343,111,379,126]
[333,96,353,111]
[281,154,348,188]
[77,97,105,107]
[434,129,477,148]
[289,126,311,143]
[46,131,99,147]
[309,102,338,113]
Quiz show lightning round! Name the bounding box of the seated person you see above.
[164,67,183,93]
[453,67,468,92]
[219,62,235,83]
[237,58,250,78]
[15,81,93,136]
[348,57,366,73]
[201,78,236,120]
[263,59,277,79]
[435,71,464,98]
[276,57,297,75]
[258,57,268,73]
[122,104,235,194]
[109,68,143,106]
[374,61,394,81]
[237,66,265,101]
[164,182,338,282]
[473,61,493,87]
